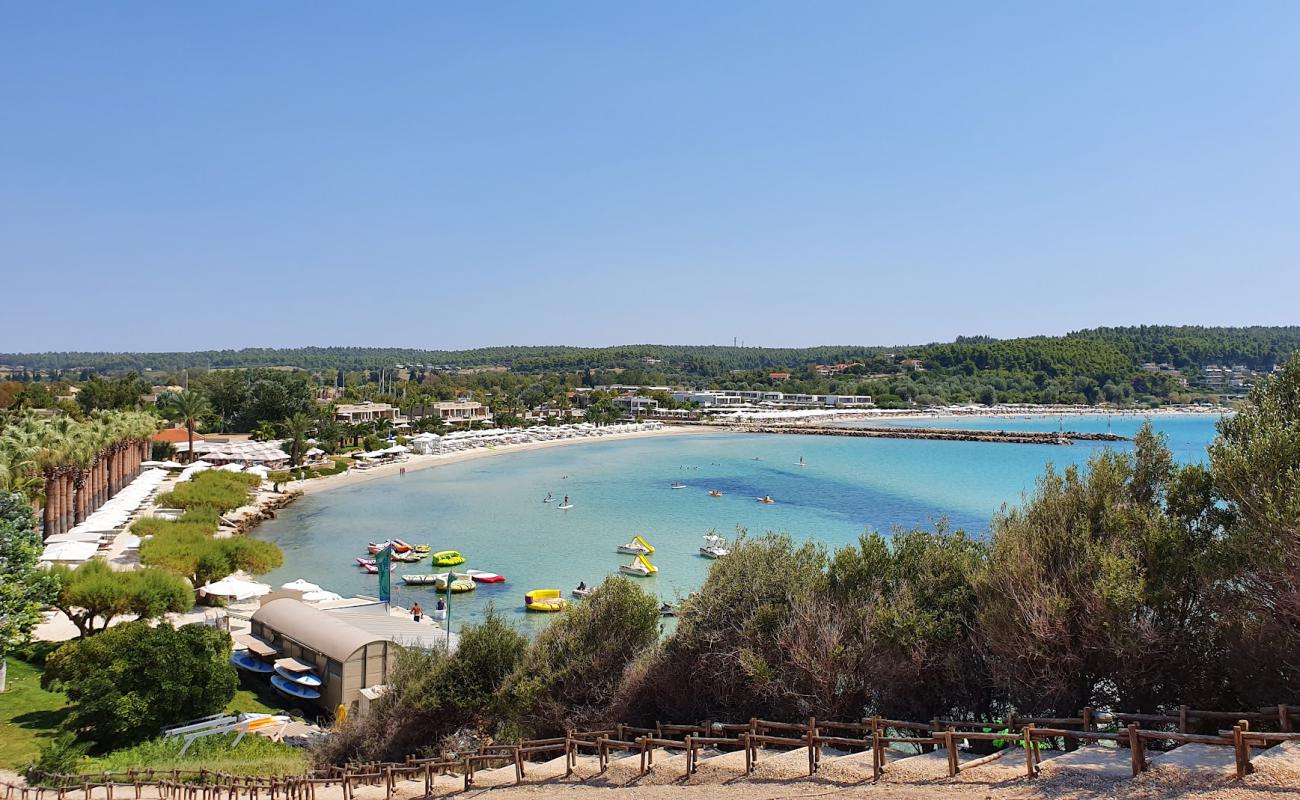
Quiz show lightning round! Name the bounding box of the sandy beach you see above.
[290,424,712,498]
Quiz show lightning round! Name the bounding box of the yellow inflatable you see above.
[525,589,568,612]
[432,550,465,566]
[435,573,476,592]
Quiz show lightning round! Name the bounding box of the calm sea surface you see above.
[253,414,1221,630]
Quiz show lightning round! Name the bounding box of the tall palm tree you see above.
[162,390,210,463]
[282,412,315,468]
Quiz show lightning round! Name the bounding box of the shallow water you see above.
[253,415,1219,630]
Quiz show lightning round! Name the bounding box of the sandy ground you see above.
[6,741,1300,799]
[289,425,710,497]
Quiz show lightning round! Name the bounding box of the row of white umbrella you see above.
[198,576,342,603]
[40,469,171,562]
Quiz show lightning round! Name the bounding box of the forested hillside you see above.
[3,326,1297,407]
[4,327,1297,375]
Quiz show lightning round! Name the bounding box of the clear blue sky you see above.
[3,1,1297,352]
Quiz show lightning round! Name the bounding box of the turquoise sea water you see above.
[253,415,1220,630]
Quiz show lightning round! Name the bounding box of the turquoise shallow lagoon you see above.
[253,414,1220,630]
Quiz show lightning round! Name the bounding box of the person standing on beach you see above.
[411,602,422,623]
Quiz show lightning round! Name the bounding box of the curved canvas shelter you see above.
[250,598,397,711]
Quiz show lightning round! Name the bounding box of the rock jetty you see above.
[722,424,1129,445]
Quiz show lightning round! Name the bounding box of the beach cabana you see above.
[250,598,399,711]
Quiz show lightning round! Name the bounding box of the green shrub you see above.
[155,472,258,513]
[500,576,660,735]
[42,622,237,749]
[83,733,306,776]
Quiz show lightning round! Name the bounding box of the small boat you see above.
[700,533,730,559]
[659,603,677,617]
[619,554,658,577]
[670,482,687,489]
[270,674,321,701]
[572,583,593,598]
[392,550,426,563]
[412,543,431,554]
[367,540,411,555]
[708,490,723,497]
[230,650,273,673]
[464,569,506,583]
[525,589,568,612]
[274,665,322,688]
[401,574,440,585]
[756,496,775,504]
[435,573,476,593]
[557,503,574,510]
[431,550,465,566]
[616,535,655,555]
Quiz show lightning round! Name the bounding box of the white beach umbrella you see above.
[200,577,271,601]
[302,590,343,602]
[218,462,245,472]
[39,541,99,563]
[281,578,322,593]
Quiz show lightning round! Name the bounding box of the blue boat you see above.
[270,674,321,700]
[230,650,273,673]
[274,665,322,687]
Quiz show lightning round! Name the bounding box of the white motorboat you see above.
[699,532,730,559]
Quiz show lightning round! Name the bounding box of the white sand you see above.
[290,425,710,498]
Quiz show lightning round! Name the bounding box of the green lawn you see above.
[0,655,71,769]
[82,735,308,776]
[0,654,303,771]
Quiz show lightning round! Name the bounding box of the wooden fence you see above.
[6,703,1299,798]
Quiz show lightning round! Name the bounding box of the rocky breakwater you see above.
[731,424,1130,446]
[232,489,303,534]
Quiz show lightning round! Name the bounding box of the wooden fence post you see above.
[1022,725,1036,779]
[743,734,753,777]
[1127,724,1144,776]
[1281,704,1293,733]
[1179,705,1189,734]
[945,730,958,777]
[871,729,882,782]
[1234,721,1251,778]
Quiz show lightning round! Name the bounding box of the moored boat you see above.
[616,535,655,555]
[464,569,506,583]
[431,550,465,566]
[435,573,476,593]
[401,574,439,585]
[619,554,659,577]
[525,589,568,612]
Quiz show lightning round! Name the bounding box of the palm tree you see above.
[282,412,315,468]
[162,390,210,463]
[251,421,278,442]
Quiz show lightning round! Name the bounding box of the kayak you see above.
[271,674,321,700]
[230,651,273,673]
